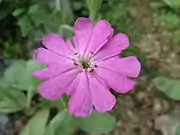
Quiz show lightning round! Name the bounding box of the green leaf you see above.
[28,5,39,14]
[154,11,180,30]
[28,5,48,27]
[20,108,49,135]
[0,60,45,91]
[1,60,26,88]
[43,110,75,135]
[153,77,180,100]
[162,0,180,9]
[18,60,46,91]
[75,111,116,133]
[18,15,34,37]
[12,8,25,17]
[0,87,26,113]
[175,124,180,135]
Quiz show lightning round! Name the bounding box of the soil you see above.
[104,0,180,135]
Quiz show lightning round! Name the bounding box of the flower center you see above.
[81,61,90,69]
[73,53,96,72]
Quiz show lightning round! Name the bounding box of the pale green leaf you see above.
[28,5,39,14]
[12,8,25,17]
[20,108,49,135]
[75,110,116,133]
[153,77,180,100]
[17,60,46,91]
[2,60,26,88]
[175,125,180,135]
[0,87,26,113]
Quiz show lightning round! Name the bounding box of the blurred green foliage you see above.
[100,0,128,32]
[152,0,180,47]
[0,0,74,59]
[2,42,24,58]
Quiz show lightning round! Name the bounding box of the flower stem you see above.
[89,11,96,23]
[55,0,61,11]
[60,98,67,109]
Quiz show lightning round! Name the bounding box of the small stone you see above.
[0,114,10,135]
[153,99,162,113]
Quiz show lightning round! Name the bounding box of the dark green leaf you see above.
[20,108,49,135]
[75,111,116,133]
[28,5,48,27]
[18,16,34,37]
[153,77,180,100]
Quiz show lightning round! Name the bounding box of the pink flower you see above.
[33,17,141,117]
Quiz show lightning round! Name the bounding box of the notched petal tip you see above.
[116,33,130,50]
[42,33,60,45]
[131,56,141,77]
[74,17,93,30]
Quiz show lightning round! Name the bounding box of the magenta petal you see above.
[85,20,113,55]
[74,17,93,53]
[97,56,141,77]
[35,48,70,65]
[38,69,79,100]
[66,73,80,96]
[68,72,93,117]
[42,33,74,56]
[88,74,116,112]
[33,61,74,80]
[94,33,129,61]
[95,67,135,93]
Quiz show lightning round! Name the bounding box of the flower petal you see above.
[66,73,80,95]
[94,33,129,61]
[68,72,93,117]
[74,17,93,53]
[85,20,113,55]
[35,48,70,65]
[95,67,135,93]
[33,61,75,80]
[38,69,79,100]
[42,33,74,56]
[97,56,141,77]
[88,74,116,112]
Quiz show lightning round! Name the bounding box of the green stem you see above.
[26,87,33,109]
[89,11,96,22]
[60,99,66,109]
[55,0,61,11]
[60,24,74,33]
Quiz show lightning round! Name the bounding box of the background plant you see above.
[151,0,180,48]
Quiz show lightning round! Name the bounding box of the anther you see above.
[89,52,95,58]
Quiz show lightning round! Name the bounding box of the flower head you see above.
[33,17,141,117]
